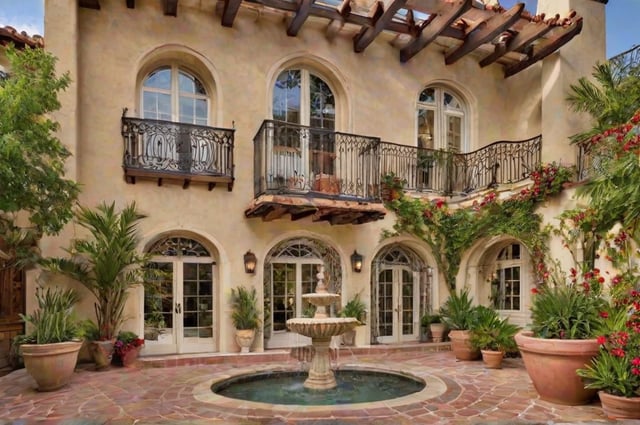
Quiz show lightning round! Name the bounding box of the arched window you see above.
[142,65,208,125]
[272,69,336,181]
[490,243,522,311]
[417,87,466,152]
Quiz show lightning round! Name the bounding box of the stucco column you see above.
[537,0,606,165]
[44,0,79,181]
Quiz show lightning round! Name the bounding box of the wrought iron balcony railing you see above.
[253,120,381,201]
[380,136,542,196]
[121,117,235,190]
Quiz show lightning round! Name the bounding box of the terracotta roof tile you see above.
[0,25,44,49]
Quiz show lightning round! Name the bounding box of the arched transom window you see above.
[417,87,466,153]
[142,65,208,125]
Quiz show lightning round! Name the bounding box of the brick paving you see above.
[0,346,631,424]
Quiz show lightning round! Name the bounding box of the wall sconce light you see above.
[351,250,363,273]
[243,250,257,274]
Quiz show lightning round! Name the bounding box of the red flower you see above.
[632,368,640,376]
[531,288,539,294]
[632,357,640,366]
[597,335,607,345]
[612,348,625,358]
[599,311,609,319]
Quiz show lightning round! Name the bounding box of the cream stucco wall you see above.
[39,0,605,354]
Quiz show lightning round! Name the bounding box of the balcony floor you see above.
[245,194,386,225]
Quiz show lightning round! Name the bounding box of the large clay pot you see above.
[481,350,504,369]
[515,330,599,405]
[235,328,256,353]
[599,391,640,419]
[449,329,480,360]
[20,341,83,391]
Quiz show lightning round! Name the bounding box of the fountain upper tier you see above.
[287,317,359,338]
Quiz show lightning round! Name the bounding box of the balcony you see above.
[381,136,542,196]
[246,120,543,224]
[121,117,235,190]
[246,120,385,225]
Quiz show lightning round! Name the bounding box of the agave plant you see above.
[19,286,81,344]
[42,201,150,340]
[439,288,478,330]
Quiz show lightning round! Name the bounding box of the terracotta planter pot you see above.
[481,349,504,369]
[235,328,256,353]
[20,341,82,391]
[430,323,447,343]
[515,330,599,405]
[599,391,640,419]
[120,345,142,368]
[449,329,480,360]
[89,340,114,370]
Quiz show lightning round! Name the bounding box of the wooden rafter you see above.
[479,20,552,67]
[221,0,243,27]
[353,0,407,53]
[400,0,472,63]
[504,16,583,78]
[445,2,524,65]
[287,0,315,36]
[163,0,178,16]
[79,0,100,9]
[126,0,135,9]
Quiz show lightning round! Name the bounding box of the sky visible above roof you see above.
[0,0,637,57]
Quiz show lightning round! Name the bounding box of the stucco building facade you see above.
[11,0,608,359]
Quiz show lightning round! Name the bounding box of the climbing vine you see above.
[383,163,574,293]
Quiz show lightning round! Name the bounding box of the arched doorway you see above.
[371,244,431,344]
[263,238,341,349]
[143,236,217,355]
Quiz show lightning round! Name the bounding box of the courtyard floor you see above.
[0,344,634,425]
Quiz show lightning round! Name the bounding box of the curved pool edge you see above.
[192,363,448,413]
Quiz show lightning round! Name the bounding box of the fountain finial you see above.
[315,265,328,294]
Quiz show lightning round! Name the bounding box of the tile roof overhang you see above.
[0,26,44,49]
[79,0,586,78]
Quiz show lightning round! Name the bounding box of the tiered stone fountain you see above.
[286,266,359,390]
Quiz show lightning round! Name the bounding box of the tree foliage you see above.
[0,45,79,268]
[567,55,640,144]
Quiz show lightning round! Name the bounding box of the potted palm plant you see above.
[17,286,83,391]
[42,201,150,369]
[339,293,366,346]
[515,271,606,405]
[440,288,480,360]
[230,285,260,353]
[469,306,519,369]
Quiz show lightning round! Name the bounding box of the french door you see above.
[144,257,216,355]
[376,266,419,343]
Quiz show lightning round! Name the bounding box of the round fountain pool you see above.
[211,368,425,405]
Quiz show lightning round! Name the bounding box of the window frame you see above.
[416,86,467,153]
[141,64,209,125]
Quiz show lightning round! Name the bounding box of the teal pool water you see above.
[212,369,425,405]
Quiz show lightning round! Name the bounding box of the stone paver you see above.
[0,349,622,424]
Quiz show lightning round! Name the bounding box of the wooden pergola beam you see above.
[400,0,472,63]
[287,0,315,36]
[353,0,407,53]
[479,20,553,68]
[221,0,243,27]
[163,0,178,16]
[126,0,134,9]
[504,16,583,78]
[79,0,100,9]
[445,2,524,65]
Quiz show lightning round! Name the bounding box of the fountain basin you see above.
[286,317,359,338]
[210,367,426,405]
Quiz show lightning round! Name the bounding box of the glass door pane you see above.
[401,269,414,336]
[182,263,213,339]
[144,262,175,352]
[272,263,296,332]
[377,269,394,339]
